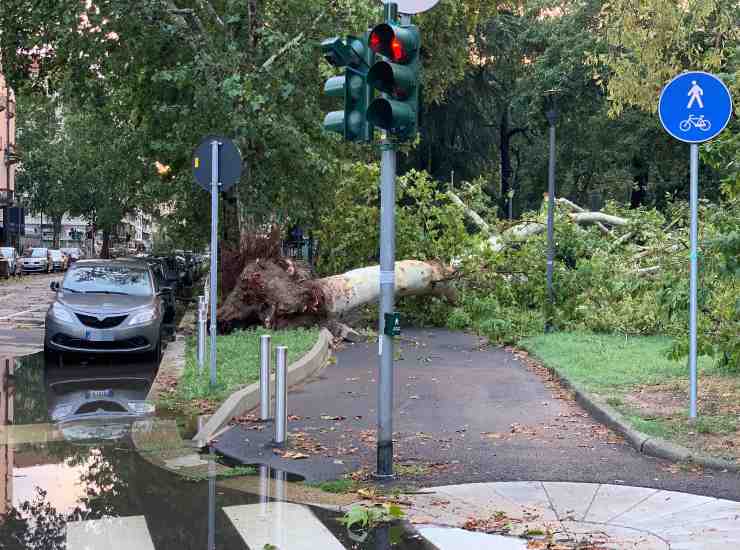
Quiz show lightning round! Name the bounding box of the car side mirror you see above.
[50,281,60,292]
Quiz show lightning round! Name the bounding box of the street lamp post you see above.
[543,89,560,333]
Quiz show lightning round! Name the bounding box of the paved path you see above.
[218,329,740,499]
[407,481,740,549]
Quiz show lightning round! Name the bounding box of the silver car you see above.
[21,247,51,273]
[45,260,164,359]
[47,372,155,441]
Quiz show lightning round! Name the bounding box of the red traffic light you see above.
[369,24,414,63]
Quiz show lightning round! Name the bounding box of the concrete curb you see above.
[145,301,197,403]
[527,351,740,473]
[192,328,333,447]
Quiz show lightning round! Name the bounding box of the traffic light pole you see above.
[376,139,396,478]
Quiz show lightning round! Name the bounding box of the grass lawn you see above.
[161,328,319,414]
[520,332,740,462]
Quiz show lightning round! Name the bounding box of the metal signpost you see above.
[193,135,242,388]
[658,71,733,419]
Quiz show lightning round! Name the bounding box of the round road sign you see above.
[658,71,733,144]
[192,135,242,192]
[381,0,440,14]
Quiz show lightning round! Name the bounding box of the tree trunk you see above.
[500,109,512,217]
[101,230,111,259]
[630,156,648,208]
[217,258,453,332]
[52,215,63,249]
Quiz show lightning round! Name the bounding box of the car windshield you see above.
[63,265,153,296]
[50,251,63,259]
[0,248,14,257]
[25,249,47,258]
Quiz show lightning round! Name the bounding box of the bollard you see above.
[259,464,271,513]
[273,346,288,446]
[197,296,207,372]
[259,335,272,421]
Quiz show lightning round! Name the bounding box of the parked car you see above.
[0,247,19,278]
[49,249,69,272]
[46,369,155,442]
[21,248,51,273]
[45,260,165,359]
[60,247,83,263]
[121,257,176,323]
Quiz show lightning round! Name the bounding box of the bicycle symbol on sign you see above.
[679,114,712,132]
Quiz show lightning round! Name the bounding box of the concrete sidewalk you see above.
[215,328,740,499]
[406,480,740,549]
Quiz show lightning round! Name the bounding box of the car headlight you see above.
[128,402,155,415]
[126,307,158,326]
[50,303,75,324]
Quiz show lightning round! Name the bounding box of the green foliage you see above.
[339,503,404,532]
[315,164,476,276]
[162,328,319,413]
[308,479,357,494]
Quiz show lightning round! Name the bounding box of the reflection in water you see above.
[0,353,428,549]
[208,447,216,550]
[1,358,15,517]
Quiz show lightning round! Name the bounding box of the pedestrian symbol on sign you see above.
[687,81,704,109]
[659,71,732,144]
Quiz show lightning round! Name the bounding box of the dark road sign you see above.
[192,136,242,192]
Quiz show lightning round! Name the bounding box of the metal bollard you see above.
[259,335,272,421]
[273,346,288,446]
[197,296,207,372]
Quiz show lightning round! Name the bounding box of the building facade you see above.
[0,61,18,247]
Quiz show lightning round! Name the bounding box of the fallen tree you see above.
[218,257,454,332]
[219,192,636,334]
[448,191,629,250]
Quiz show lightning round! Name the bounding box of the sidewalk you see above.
[215,328,740,500]
[405,480,740,549]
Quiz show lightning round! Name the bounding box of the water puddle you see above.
[0,353,427,549]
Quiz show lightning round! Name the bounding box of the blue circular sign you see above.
[659,71,733,143]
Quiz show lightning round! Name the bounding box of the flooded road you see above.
[0,353,425,549]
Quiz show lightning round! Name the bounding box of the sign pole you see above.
[377,139,396,478]
[658,71,733,420]
[689,143,699,419]
[209,140,220,388]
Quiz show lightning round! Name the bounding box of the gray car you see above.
[47,373,155,441]
[45,260,164,359]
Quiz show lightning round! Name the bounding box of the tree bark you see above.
[101,230,111,259]
[569,212,629,227]
[52,215,63,249]
[217,258,453,332]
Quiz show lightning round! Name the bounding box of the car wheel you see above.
[149,337,163,363]
[44,345,58,362]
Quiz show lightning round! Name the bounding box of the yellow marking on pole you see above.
[194,157,200,168]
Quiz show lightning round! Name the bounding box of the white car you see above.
[21,248,51,273]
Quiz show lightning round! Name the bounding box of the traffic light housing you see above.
[366,22,421,141]
[321,35,374,142]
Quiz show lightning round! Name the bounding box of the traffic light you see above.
[366,22,421,141]
[321,35,374,142]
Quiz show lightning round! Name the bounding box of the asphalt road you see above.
[0,272,59,357]
[219,328,740,500]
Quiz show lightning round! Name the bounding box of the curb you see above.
[526,351,740,473]
[145,300,197,403]
[192,328,333,447]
